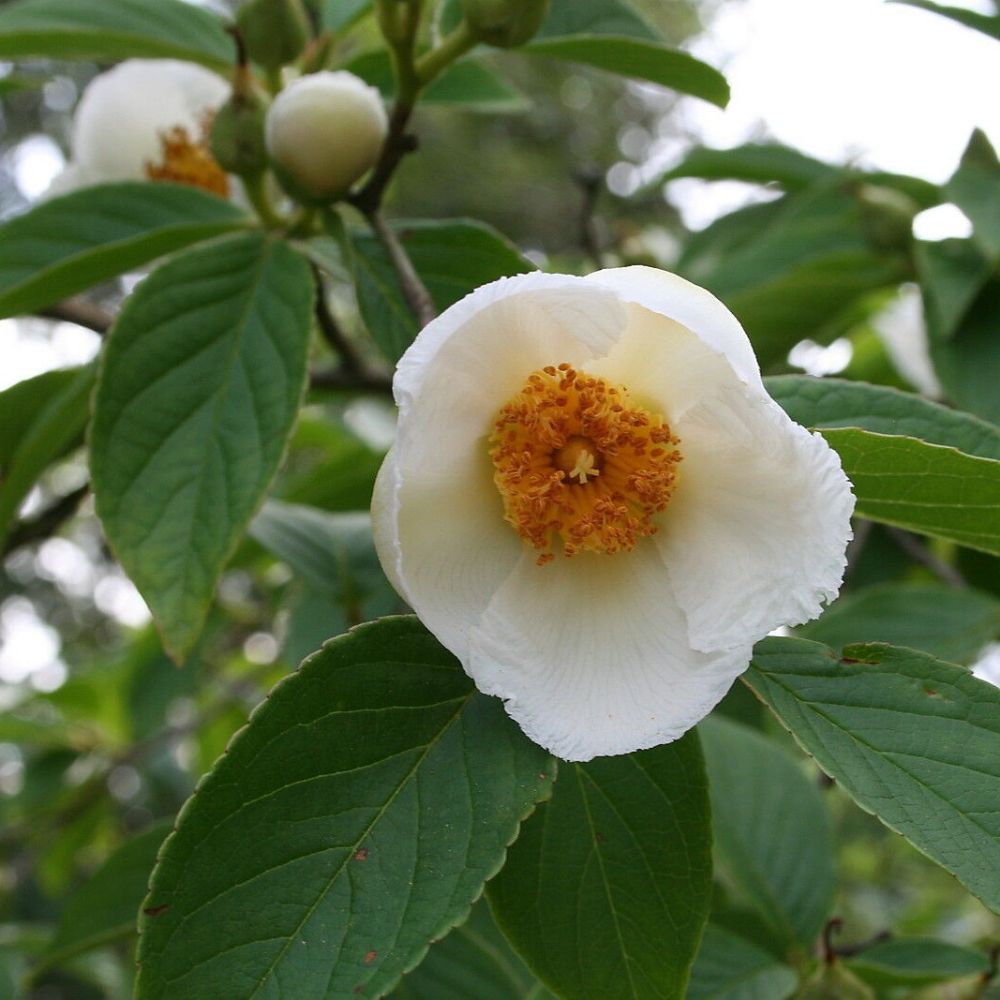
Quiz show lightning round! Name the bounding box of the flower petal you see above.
[372,445,520,662]
[660,385,855,653]
[586,265,763,391]
[466,542,752,761]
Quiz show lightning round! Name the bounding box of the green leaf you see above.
[488,733,712,1000]
[797,582,1000,665]
[37,822,169,974]
[350,218,535,363]
[90,232,314,661]
[250,499,399,624]
[687,926,798,1000]
[0,363,94,547]
[846,938,991,989]
[390,899,555,1000]
[889,0,1000,41]
[347,50,529,111]
[524,35,729,108]
[536,0,657,39]
[319,0,371,32]
[0,183,250,320]
[0,368,82,470]
[946,129,1000,261]
[0,0,233,69]
[745,637,1000,915]
[915,238,994,341]
[660,143,837,191]
[765,375,1000,460]
[818,426,1000,556]
[700,717,834,952]
[135,617,554,999]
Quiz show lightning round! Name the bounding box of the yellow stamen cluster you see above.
[145,123,229,197]
[489,364,681,564]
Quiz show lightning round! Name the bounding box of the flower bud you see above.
[265,71,387,201]
[460,0,550,48]
[209,67,269,177]
[236,0,310,71]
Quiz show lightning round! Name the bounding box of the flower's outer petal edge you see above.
[585,264,763,391]
[662,384,856,654]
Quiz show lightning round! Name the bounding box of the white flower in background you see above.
[373,267,855,761]
[50,59,230,197]
[265,71,387,199]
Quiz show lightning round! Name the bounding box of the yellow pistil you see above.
[145,121,229,197]
[489,363,681,565]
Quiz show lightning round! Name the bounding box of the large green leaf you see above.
[700,717,834,952]
[687,926,798,1000]
[0,363,94,547]
[845,938,991,990]
[524,35,729,108]
[0,0,233,68]
[347,50,528,111]
[391,899,555,1000]
[135,617,554,999]
[36,822,169,974]
[745,637,1000,915]
[818,426,1000,556]
[947,130,1000,261]
[350,218,535,362]
[0,183,250,319]
[890,0,1000,42]
[765,375,1000,459]
[488,733,712,1000]
[90,233,314,661]
[797,582,1000,665]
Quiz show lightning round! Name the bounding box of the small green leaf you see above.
[700,717,835,951]
[90,232,313,660]
[249,499,399,624]
[135,617,554,999]
[915,238,994,341]
[660,143,837,191]
[797,582,1000,665]
[537,0,657,40]
[687,926,798,1000]
[350,218,535,362]
[0,364,94,547]
[765,375,1000,460]
[524,35,729,108]
[889,0,1000,41]
[0,183,250,319]
[347,50,529,111]
[946,129,1000,261]
[846,938,991,989]
[488,733,712,1000]
[319,0,371,31]
[818,426,1000,556]
[0,368,83,469]
[390,899,555,1000]
[37,822,169,973]
[0,0,233,68]
[745,637,1000,915]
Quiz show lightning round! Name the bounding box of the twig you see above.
[821,918,843,964]
[39,299,114,335]
[309,366,393,394]
[834,929,892,958]
[363,208,436,328]
[576,168,605,270]
[311,264,366,374]
[886,526,966,588]
[3,484,89,556]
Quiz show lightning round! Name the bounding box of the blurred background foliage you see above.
[0,0,999,996]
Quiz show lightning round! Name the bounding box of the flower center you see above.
[489,363,681,565]
[145,120,229,197]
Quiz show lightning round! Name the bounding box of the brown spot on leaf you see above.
[841,656,878,666]
[364,950,377,964]
[143,904,171,917]
[354,848,368,861]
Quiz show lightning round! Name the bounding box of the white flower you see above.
[50,59,230,196]
[264,71,387,199]
[373,266,855,761]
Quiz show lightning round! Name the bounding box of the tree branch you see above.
[362,207,437,328]
[3,484,89,556]
[311,263,367,374]
[886,526,966,588]
[309,366,393,394]
[39,299,114,335]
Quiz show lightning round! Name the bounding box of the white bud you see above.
[265,71,388,200]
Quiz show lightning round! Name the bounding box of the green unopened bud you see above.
[265,71,388,202]
[236,0,310,70]
[209,67,269,177]
[460,0,550,48]
[794,962,875,1000]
